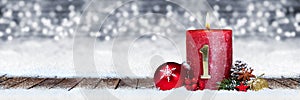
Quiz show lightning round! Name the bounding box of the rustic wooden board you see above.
[95,78,120,89]
[266,79,290,89]
[68,78,84,91]
[137,78,154,89]
[75,78,101,89]
[273,78,299,89]
[118,79,138,89]
[289,78,300,83]
[0,76,299,90]
[50,78,83,90]
[11,78,47,89]
[0,77,28,89]
[0,74,10,83]
[34,78,65,89]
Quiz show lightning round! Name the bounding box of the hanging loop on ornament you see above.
[182,61,191,70]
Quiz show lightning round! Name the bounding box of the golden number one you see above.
[200,45,211,79]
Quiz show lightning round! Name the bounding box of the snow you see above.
[0,37,300,78]
[0,88,299,100]
[234,38,300,78]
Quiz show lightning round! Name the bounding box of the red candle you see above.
[186,13,232,90]
[186,29,232,90]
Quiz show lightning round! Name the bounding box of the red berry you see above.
[199,81,205,90]
[192,84,198,90]
[185,79,191,85]
[191,78,198,83]
[185,85,192,90]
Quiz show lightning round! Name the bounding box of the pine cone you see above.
[231,60,249,78]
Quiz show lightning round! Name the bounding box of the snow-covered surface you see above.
[0,88,299,100]
[0,37,299,78]
[234,38,300,78]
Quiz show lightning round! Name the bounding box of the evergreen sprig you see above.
[217,78,241,90]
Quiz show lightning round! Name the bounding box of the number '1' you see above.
[200,45,211,79]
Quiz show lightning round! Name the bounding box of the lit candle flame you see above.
[205,12,210,29]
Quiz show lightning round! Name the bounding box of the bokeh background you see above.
[1,0,299,40]
[0,0,299,78]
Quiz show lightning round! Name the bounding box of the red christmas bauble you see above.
[154,62,187,91]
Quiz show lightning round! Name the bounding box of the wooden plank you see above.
[287,78,300,89]
[27,78,48,89]
[289,78,300,83]
[0,76,299,89]
[95,78,120,89]
[51,78,82,89]
[68,78,84,91]
[35,78,65,89]
[0,77,28,89]
[75,78,101,89]
[266,79,290,89]
[11,78,47,89]
[273,79,294,89]
[137,78,154,89]
[114,79,121,89]
[0,74,10,83]
[117,78,138,89]
[280,77,300,89]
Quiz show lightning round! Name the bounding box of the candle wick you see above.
[205,12,210,30]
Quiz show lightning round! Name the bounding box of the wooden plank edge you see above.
[272,79,293,89]
[6,77,29,89]
[49,78,66,89]
[114,79,121,89]
[27,78,49,89]
[67,78,85,91]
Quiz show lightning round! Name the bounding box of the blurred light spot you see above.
[256,11,263,17]
[56,5,63,11]
[248,3,254,11]
[225,5,233,11]
[277,28,283,34]
[276,9,285,18]
[151,35,157,40]
[0,32,3,37]
[189,16,195,22]
[5,28,11,34]
[213,5,220,11]
[263,1,270,6]
[105,36,111,41]
[295,13,300,22]
[275,35,281,41]
[69,5,75,11]
[7,36,13,41]
[122,11,129,18]
[54,36,60,41]
[166,5,172,11]
[153,5,160,12]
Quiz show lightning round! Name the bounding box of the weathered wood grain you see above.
[94,78,120,89]
[266,79,291,89]
[68,78,84,91]
[76,78,102,89]
[0,74,10,83]
[289,78,300,83]
[0,77,28,89]
[137,78,154,89]
[50,78,83,90]
[35,78,65,89]
[274,78,299,89]
[0,76,298,90]
[11,78,47,89]
[117,79,138,89]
